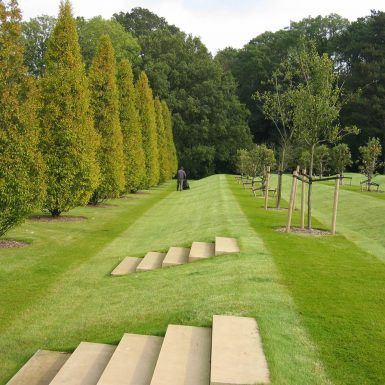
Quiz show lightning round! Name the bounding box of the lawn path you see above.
[0,175,331,385]
[280,174,385,262]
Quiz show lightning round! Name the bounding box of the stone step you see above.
[162,247,190,267]
[111,257,142,276]
[210,315,270,385]
[214,237,240,256]
[136,252,167,272]
[49,342,116,385]
[6,350,70,385]
[188,242,215,263]
[150,325,211,385]
[96,334,163,385]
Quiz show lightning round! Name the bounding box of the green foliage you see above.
[89,34,125,203]
[117,59,146,193]
[154,97,168,183]
[113,7,179,37]
[116,15,252,178]
[313,145,330,177]
[358,138,383,183]
[76,16,141,70]
[161,100,178,178]
[0,0,45,235]
[288,42,358,176]
[235,149,250,175]
[40,0,99,216]
[329,143,352,175]
[21,15,56,77]
[244,145,276,178]
[136,71,160,187]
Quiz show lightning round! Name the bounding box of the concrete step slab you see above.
[210,315,270,385]
[97,334,163,385]
[162,247,190,267]
[215,237,240,256]
[150,325,211,385]
[49,342,116,385]
[6,350,70,385]
[136,252,166,272]
[188,242,215,262]
[111,257,141,276]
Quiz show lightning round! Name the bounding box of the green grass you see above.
[1,174,385,385]
[0,175,331,385]
[230,175,385,385]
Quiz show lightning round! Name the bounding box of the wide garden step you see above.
[136,252,167,272]
[49,342,116,385]
[149,325,211,385]
[210,315,270,385]
[111,257,141,276]
[6,350,70,385]
[162,247,190,267]
[214,237,240,256]
[96,334,163,385]
[188,242,215,262]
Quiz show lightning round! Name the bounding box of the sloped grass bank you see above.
[1,175,331,385]
[229,175,385,385]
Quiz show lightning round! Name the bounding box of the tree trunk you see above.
[50,208,61,217]
[276,147,286,209]
[307,145,315,229]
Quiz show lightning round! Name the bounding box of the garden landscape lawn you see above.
[0,174,384,385]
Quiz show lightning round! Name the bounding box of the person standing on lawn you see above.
[177,167,187,191]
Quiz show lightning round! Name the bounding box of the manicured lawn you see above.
[0,175,331,385]
[230,175,385,385]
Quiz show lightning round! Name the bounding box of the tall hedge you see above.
[40,0,100,216]
[0,0,45,234]
[117,59,146,192]
[161,100,178,177]
[89,34,125,203]
[154,97,168,183]
[136,72,160,187]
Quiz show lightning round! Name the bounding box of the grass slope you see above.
[0,175,330,385]
[232,175,385,385]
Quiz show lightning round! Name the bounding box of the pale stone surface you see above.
[6,350,70,385]
[150,325,211,385]
[188,242,215,262]
[210,315,270,385]
[214,237,240,256]
[136,252,167,272]
[96,334,163,385]
[111,257,141,276]
[49,342,116,385]
[162,247,190,267]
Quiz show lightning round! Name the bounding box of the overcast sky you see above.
[19,0,384,53]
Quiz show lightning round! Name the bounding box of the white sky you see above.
[19,0,384,53]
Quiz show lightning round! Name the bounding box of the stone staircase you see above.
[6,315,270,385]
[111,237,240,276]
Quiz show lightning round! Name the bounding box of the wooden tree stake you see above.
[264,166,270,210]
[331,174,340,235]
[300,168,306,229]
[286,170,298,232]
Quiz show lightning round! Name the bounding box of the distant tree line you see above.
[0,0,177,236]
[216,12,385,169]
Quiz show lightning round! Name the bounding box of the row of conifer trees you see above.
[0,0,178,236]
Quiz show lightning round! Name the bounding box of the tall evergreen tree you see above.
[161,100,178,177]
[117,59,146,192]
[89,34,125,203]
[154,97,168,183]
[136,71,160,187]
[0,0,45,235]
[40,0,99,216]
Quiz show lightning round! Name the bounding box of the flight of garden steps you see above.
[111,237,240,276]
[7,315,270,385]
